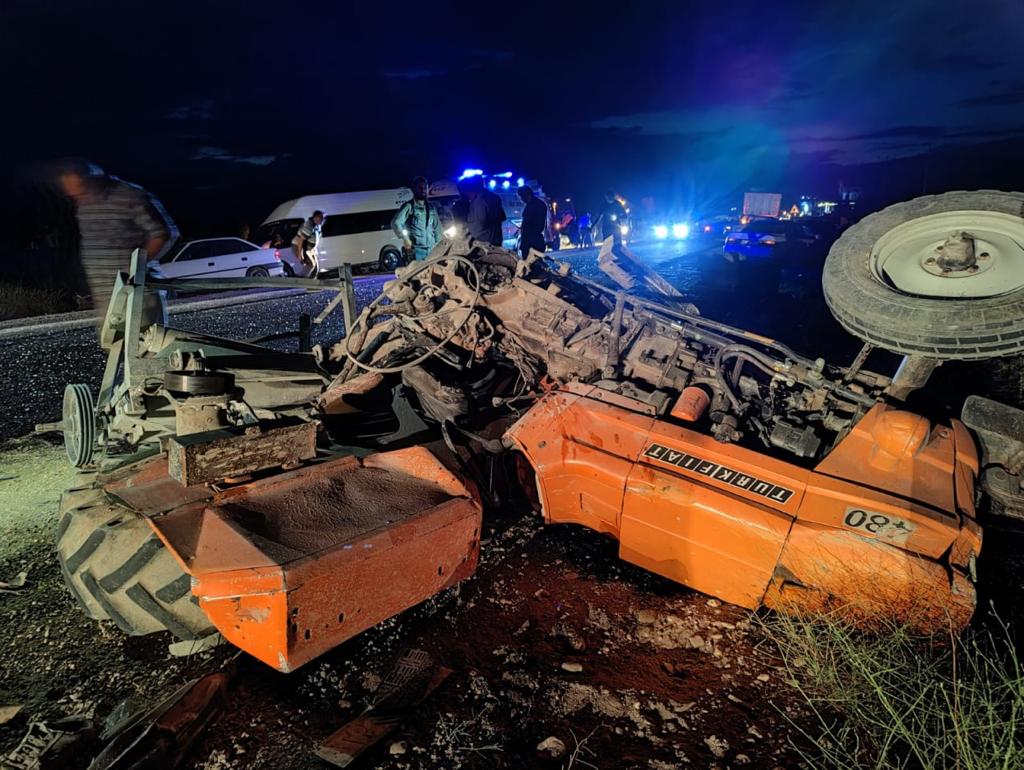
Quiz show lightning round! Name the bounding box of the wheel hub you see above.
[872,211,1024,298]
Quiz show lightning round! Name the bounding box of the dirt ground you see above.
[0,438,812,770]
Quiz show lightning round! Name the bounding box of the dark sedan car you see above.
[723,219,822,264]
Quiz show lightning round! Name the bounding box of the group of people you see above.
[389,174,549,262]
[49,158,626,321]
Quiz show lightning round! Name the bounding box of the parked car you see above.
[150,237,285,280]
[723,219,820,264]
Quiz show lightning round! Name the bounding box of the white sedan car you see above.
[150,237,285,280]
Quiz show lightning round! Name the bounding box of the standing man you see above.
[53,158,177,321]
[458,176,506,246]
[517,185,547,258]
[595,189,627,245]
[391,176,441,261]
[292,210,324,278]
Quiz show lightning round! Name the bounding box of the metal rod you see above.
[603,292,626,377]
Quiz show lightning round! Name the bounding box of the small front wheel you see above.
[246,266,270,278]
[379,246,404,272]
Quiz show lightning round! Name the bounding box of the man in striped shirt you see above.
[54,159,178,320]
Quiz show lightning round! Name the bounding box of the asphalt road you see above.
[0,237,850,442]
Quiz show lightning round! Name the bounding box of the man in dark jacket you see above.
[596,189,627,245]
[517,185,547,257]
[456,177,506,246]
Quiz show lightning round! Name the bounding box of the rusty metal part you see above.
[316,650,451,768]
[88,670,230,769]
[144,446,481,671]
[166,419,318,486]
[173,393,232,436]
[886,355,940,400]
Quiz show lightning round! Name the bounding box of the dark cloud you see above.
[382,68,447,80]
[164,100,216,121]
[192,147,276,167]
[961,85,1024,107]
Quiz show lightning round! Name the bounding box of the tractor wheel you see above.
[56,473,215,640]
[823,191,1024,359]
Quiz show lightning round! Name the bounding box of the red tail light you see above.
[761,237,776,246]
[274,249,281,260]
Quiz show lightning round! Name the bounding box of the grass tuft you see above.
[762,609,1024,770]
[0,282,77,321]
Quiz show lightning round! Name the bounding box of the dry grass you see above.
[762,609,1024,769]
[0,282,76,321]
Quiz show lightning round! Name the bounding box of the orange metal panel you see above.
[620,463,792,608]
[797,477,958,559]
[815,404,957,513]
[643,420,809,515]
[950,418,979,519]
[763,520,975,633]
[505,387,656,536]
[196,497,479,671]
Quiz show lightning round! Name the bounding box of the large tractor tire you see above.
[57,473,215,640]
[823,191,1024,359]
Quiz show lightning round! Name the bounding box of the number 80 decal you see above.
[842,507,916,540]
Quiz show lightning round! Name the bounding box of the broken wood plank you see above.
[167,420,317,486]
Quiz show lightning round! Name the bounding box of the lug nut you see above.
[979,252,990,259]
[925,257,937,265]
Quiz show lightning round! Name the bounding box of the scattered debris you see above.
[704,735,729,758]
[88,669,231,769]
[168,632,224,658]
[560,662,584,673]
[2,716,97,769]
[0,570,29,594]
[536,735,566,759]
[635,609,657,625]
[551,622,586,651]
[316,649,451,768]
[0,705,22,726]
[388,741,407,756]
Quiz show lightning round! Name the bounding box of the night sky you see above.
[2,0,1023,237]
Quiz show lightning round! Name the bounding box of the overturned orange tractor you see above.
[51,191,1024,671]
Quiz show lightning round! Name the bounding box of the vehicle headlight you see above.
[444,225,457,238]
[672,223,690,239]
[653,225,668,239]
[620,224,630,236]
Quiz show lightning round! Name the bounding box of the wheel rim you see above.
[872,210,1024,298]
[382,250,400,270]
